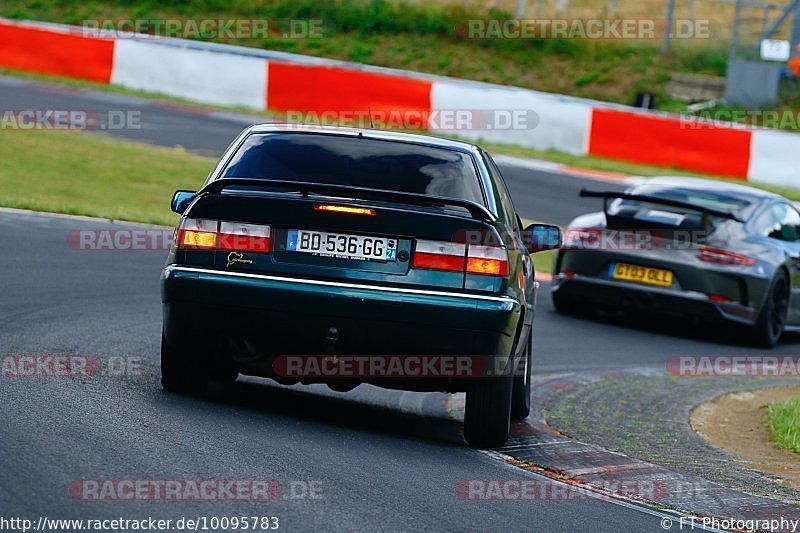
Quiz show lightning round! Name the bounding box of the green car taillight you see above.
[177,218,272,253]
[412,239,508,277]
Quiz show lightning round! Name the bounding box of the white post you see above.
[516,0,527,18]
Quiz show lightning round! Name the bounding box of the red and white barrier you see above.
[1,17,798,188]
[429,81,592,155]
[587,108,754,178]
[748,129,798,188]
[111,40,267,109]
[0,21,114,83]
[266,62,431,126]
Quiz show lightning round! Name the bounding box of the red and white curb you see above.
[446,371,800,531]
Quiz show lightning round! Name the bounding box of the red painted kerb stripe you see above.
[0,22,114,83]
[588,108,752,178]
[267,62,432,127]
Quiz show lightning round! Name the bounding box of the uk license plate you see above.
[610,262,673,287]
[287,229,397,262]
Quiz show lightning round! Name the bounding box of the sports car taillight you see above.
[413,240,508,276]
[708,293,733,303]
[177,218,271,252]
[697,247,756,266]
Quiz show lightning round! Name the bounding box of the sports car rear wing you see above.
[199,178,496,222]
[579,189,745,223]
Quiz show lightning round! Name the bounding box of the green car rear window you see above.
[222,133,485,206]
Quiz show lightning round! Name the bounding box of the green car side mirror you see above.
[171,190,196,214]
[522,223,562,253]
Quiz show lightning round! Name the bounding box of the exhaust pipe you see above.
[322,326,359,392]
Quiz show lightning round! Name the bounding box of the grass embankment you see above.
[0,129,212,226]
[768,396,800,453]
[1,0,729,110]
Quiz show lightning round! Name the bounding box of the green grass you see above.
[768,396,800,453]
[531,249,555,275]
[0,129,214,226]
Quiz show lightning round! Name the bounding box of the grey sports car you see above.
[551,177,800,347]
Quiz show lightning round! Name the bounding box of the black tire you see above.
[211,365,239,385]
[160,333,209,395]
[464,376,512,448]
[510,332,532,420]
[753,270,790,348]
[210,348,239,385]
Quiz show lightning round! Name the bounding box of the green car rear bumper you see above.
[161,266,522,388]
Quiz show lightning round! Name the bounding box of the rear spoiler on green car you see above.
[198,178,496,222]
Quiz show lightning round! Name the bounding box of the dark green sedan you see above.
[161,124,560,448]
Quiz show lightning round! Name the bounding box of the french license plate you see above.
[610,262,673,287]
[287,229,397,262]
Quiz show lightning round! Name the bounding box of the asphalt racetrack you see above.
[2,75,796,531]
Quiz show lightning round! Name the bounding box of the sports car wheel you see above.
[510,333,532,420]
[160,333,210,395]
[753,270,789,348]
[464,376,512,448]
